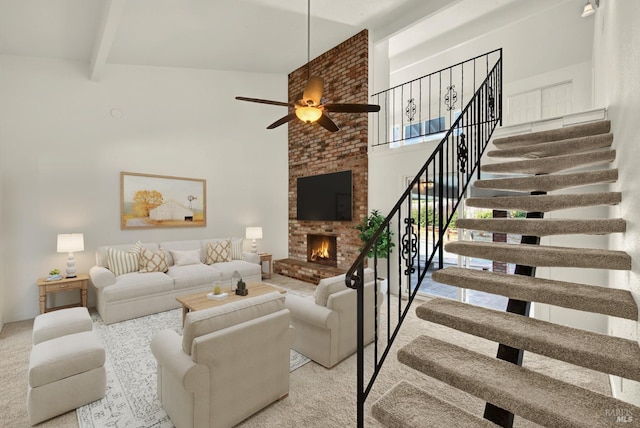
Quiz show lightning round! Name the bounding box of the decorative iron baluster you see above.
[401,217,417,275]
[444,85,458,111]
[405,98,417,122]
[458,133,468,173]
[488,85,496,119]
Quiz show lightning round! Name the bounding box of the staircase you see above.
[371,120,640,427]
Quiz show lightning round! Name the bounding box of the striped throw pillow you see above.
[230,238,243,260]
[107,247,140,276]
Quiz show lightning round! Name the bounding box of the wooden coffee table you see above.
[176,282,285,325]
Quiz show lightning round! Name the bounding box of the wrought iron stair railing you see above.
[346,49,503,427]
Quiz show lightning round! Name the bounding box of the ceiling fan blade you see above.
[317,113,340,132]
[302,76,324,106]
[267,113,297,129]
[235,96,291,107]
[323,103,381,113]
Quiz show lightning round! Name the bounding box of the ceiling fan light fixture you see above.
[295,106,322,123]
[581,1,596,17]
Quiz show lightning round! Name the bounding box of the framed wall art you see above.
[120,172,206,229]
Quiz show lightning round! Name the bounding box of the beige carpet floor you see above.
[1,273,611,427]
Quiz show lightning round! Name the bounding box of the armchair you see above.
[284,268,380,368]
[150,292,294,428]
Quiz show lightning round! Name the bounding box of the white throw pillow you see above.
[170,249,201,266]
[107,247,140,276]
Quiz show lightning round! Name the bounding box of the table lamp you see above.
[57,233,84,278]
[245,227,263,253]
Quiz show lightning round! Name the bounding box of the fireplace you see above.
[307,234,337,267]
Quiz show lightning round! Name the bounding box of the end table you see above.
[36,273,88,314]
[259,253,273,279]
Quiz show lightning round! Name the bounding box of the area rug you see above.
[77,308,310,428]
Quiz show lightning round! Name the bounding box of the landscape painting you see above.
[120,172,206,229]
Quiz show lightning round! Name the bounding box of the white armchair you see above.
[150,292,294,428]
[284,268,380,368]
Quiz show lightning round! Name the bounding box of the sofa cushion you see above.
[170,249,201,266]
[314,268,375,306]
[32,307,93,345]
[107,247,139,276]
[139,248,169,273]
[206,240,231,264]
[29,331,105,388]
[101,272,174,302]
[209,260,261,281]
[182,291,285,355]
[166,263,221,291]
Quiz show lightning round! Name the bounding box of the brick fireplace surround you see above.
[274,30,369,284]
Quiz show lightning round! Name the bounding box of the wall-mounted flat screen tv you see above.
[297,170,353,221]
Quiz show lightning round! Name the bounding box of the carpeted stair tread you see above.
[492,120,611,149]
[465,192,621,212]
[488,133,613,159]
[432,267,637,320]
[473,169,618,192]
[455,218,626,236]
[399,335,640,428]
[445,241,631,270]
[372,380,499,428]
[482,149,615,175]
[417,298,640,381]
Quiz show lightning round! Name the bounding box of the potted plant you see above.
[357,210,394,294]
[356,209,394,258]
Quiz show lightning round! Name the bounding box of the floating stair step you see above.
[399,335,640,428]
[432,267,637,320]
[492,120,611,149]
[372,380,499,428]
[482,149,615,175]
[417,298,640,381]
[465,192,621,212]
[488,133,613,159]
[444,241,631,270]
[473,169,618,192]
[455,218,626,236]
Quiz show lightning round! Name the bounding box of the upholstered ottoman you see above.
[32,307,93,345]
[27,331,106,425]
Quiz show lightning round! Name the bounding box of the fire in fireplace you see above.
[307,234,337,267]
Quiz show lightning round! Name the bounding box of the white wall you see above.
[594,0,640,405]
[0,56,288,322]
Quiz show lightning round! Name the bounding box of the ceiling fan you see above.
[235,0,380,132]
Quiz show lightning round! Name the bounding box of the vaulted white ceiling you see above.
[0,0,591,81]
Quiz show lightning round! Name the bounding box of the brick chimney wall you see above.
[286,30,369,272]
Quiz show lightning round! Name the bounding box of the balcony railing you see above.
[371,49,502,148]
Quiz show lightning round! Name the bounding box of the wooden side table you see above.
[36,273,88,314]
[259,253,273,279]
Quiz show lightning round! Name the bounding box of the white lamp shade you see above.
[57,233,85,253]
[245,227,263,240]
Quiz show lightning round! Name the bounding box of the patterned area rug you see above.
[77,308,310,428]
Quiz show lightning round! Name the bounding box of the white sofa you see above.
[150,291,294,428]
[89,238,262,324]
[284,268,381,368]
